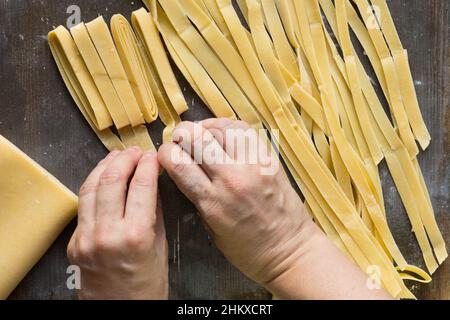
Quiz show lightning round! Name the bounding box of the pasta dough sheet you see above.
[0,136,78,299]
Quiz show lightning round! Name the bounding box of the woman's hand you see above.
[158,119,313,286]
[67,148,168,300]
[158,119,392,300]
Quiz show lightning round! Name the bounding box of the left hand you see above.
[67,148,168,300]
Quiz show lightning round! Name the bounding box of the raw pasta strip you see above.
[330,139,354,205]
[260,0,300,79]
[301,178,362,265]
[304,196,353,261]
[394,148,447,265]
[48,31,114,132]
[302,0,338,109]
[396,265,432,284]
[368,0,431,150]
[246,0,309,135]
[335,0,383,164]
[247,0,323,159]
[351,0,418,158]
[131,8,188,115]
[48,27,125,151]
[319,0,389,103]
[294,0,407,268]
[412,159,433,211]
[274,0,299,49]
[384,150,438,272]
[118,126,156,151]
[313,126,333,171]
[202,0,236,46]
[0,136,78,299]
[159,2,282,163]
[111,14,158,123]
[362,81,445,270]
[161,32,207,104]
[305,0,378,201]
[218,0,403,296]
[131,11,181,142]
[85,17,145,127]
[48,29,112,131]
[157,0,261,129]
[180,0,270,126]
[320,6,445,269]
[236,0,249,23]
[286,149,406,295]
[322,1,447,267]
[70,23,130,130]
[321,0,413,156]
[381,55,419,158]
[326,17,386,213]
[331,62,372,161]
[194,0,212,17]
[322,89,408,268]
[266,109,374,288]
[156,10,237,119]
[168,0,289,166]
[69,19,154,149]
[324,23,404,154]
[322,4,401,170]
[280,65,327,133]
[268,98,399,294]
[291,1,324,89]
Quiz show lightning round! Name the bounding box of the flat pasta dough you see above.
[0,136,78,299]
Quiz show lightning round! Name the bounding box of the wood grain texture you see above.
[0,0,448,300]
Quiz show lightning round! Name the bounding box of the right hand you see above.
[158,119,317,286]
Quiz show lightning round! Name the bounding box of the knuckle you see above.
[67,239,77,262]
[131,176,153,188]
[174,121,194,137]
[259,170,275,183]
[194,183,211,199]
[221,173,251,194]
[200,200,219,217]
[76,237,94,259]
[124,228,151,251]
[93,229,117,253]
[79,182,98,197]
[99,169,124,186]
[172,162,187,175]
[235,120,250,128]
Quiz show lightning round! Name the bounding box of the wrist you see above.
[263,218,324,299]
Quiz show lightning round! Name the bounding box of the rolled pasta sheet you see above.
[111,14,159,123]
[70,22,130,130]
[86,16,145,127]
[48,26,125,151]
[131,8,189,116]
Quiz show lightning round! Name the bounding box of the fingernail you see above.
[172,133,182,144]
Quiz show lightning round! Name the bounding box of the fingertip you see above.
[106,149,121,159]
[158,143,178,168]
[157,143,170,160]
[139,151,159,171]
[201,117,233,129]
[142,150,158,159]
[127,146,144,157]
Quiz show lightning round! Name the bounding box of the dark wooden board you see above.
[0,0,448,300]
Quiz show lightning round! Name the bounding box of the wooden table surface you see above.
[0,0,448,300]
